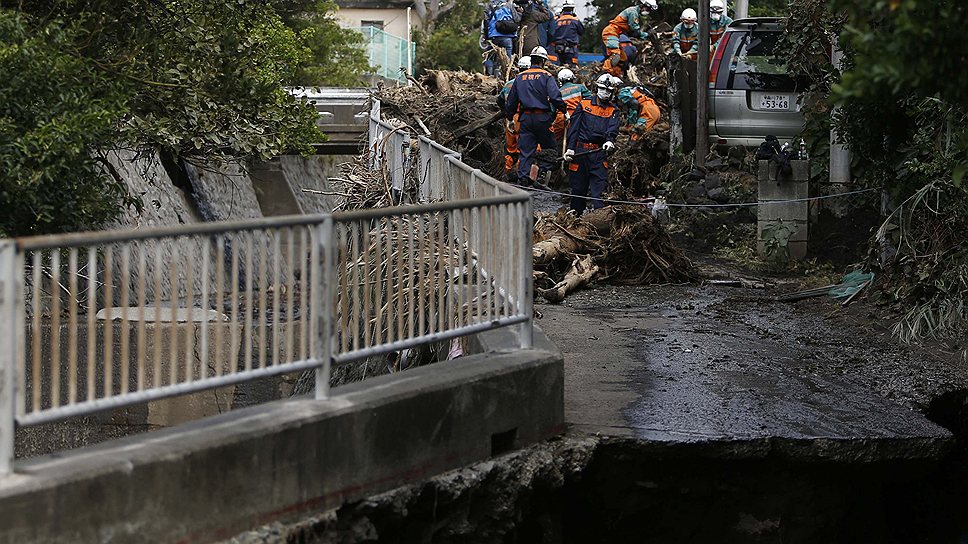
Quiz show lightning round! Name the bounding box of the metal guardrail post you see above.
[519,200,534,349]
[313,215,339,400]
[0,241,21,474]
[312,218,334,400]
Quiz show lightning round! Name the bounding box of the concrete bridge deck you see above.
[539,283,958,460]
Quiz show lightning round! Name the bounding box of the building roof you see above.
[335,0,415,8]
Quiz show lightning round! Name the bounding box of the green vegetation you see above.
[414,0,483,72]
[784,0,968,350]
[276,0,372,85]
[0,1,366,236]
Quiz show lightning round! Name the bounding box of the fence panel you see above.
[353,26,413,82]
[332,195,531,364]
[13,216,334,426]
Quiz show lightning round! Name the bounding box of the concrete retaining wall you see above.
[0,328,563,543]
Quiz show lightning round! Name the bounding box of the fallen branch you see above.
[442,111,503,144]
[540,255,599,303]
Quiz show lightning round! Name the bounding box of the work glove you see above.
[603,141,615,153]
[564,112,571,122]
[562,149,575,162]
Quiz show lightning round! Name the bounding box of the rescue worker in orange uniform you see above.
[601,0,658,77]
[551,68,592,143]
[497,56,533,182]
[672,8,699,58]
[563,74,621,214]
[617,86,661,136]
[708,0,733,48]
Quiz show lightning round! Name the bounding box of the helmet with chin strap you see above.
[557,68,576,84]
[517,56,532,70]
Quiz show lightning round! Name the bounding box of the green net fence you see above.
[351,26,415,82]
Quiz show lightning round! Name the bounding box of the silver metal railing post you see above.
[0,241,21,475]
[518,200,534,349]
[314,217,334,400]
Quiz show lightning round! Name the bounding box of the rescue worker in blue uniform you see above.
[550,0,583,66]
[563,74,621,215]
[505,46,566,185]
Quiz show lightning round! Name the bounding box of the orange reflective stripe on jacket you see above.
[579,98,616,119]
[561,86,585,114]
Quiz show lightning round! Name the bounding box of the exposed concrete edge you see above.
[593,435,954,463]
[466,323,560,358]
[0,327,564,543]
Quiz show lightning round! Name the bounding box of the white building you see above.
[334,0,422,82]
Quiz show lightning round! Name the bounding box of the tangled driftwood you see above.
[533,206,695,302]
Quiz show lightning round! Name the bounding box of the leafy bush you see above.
[0,1,366,236]
[783,0,968,350]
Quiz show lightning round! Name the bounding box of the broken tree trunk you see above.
[533,235,584,266]
[540,255,599,303]
[443,111,503,144]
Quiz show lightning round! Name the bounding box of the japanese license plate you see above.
[755,94,792,111]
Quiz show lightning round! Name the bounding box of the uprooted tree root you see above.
[374,71,506,174]
[533,206,696,302]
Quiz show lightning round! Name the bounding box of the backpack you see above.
[755,135,780,162]
[493,5,518,34]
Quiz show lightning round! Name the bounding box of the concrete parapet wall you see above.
[0,328,563,543]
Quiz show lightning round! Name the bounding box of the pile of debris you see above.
[374,71,507,174]
[533,206,696,302]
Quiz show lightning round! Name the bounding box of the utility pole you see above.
[734,0,749,19]
[696,0,710,166]
[829,40,851,185]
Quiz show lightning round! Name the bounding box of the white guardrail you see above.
[0,111,533,474]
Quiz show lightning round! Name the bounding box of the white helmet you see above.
[557,68,576,84]
[609,75,624,88]
[710,0,725,20]
[517,56,532,70]
[596,73,616,90]
[530,46,549,60]
[562,0,576,10]
[681,8,697,23]
[638,0,658,12]
[595,73,617,100]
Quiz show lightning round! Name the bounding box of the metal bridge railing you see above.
[2,216,335,431]
[0,112,533,475]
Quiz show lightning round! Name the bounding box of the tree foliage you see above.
[783,0,968,350]
[0,0,367,236]
[275,0,371,85]
[414,0,482,72]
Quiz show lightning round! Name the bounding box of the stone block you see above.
[758,178,809,201]
[758,200,809,223]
